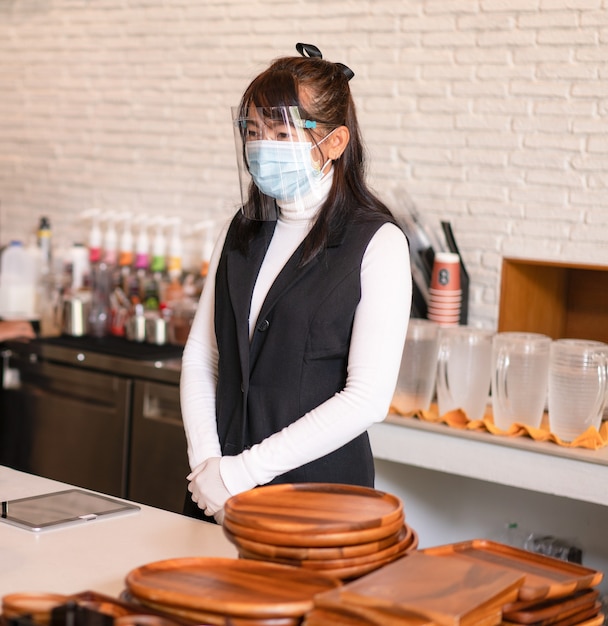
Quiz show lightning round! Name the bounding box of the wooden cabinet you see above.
[498,258,608,343]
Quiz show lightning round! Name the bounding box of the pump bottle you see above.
[117,213,134,294]
[165,217,184,304]
[37,216,52,275]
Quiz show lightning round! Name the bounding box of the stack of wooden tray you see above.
[124,556,341,626]
[304,550,526,626]
[501,589,601,626]
[424,540,604,626]
[303,540,605,626]
[1,591,189,626]
[222,483,418,581]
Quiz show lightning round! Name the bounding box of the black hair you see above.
[233,51,394,264]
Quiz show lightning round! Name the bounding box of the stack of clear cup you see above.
[427,252,461,327]
[392,319,441,415]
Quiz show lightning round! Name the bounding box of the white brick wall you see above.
[1,0,607,327]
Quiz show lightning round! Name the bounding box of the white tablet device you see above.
[0,488,140,532]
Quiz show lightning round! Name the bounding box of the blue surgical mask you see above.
[245,138,332,202]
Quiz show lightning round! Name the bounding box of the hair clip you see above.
[296,43,322,59]
[334,62,355,82]
[295,43,355,81]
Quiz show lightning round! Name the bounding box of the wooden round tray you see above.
[223,483,404,534]
[125,557,340,619]
[130,596,302,626]
[226,525,416,568]
[237,527,418,571]
[241,549,412,582]
[223,524,406,561]
[223,512,404,548]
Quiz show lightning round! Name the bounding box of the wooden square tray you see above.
[422,540,603,602]
[338,550,525,626]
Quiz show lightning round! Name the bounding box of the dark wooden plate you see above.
[573,614,604,626]
[502,588,599,623]
[224,483,404,534]
[241,549,411,582]
[1,593,74,623]
[223,524,407,561]
[130,597,302,626]
[235,527,417,570]
[222,512,404,548]
[304,551,410,582]
[78,591,190,626]
[422,540,603,602]
[125,557,340,619]
[503,604,602,626]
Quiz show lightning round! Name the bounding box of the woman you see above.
[0,320,35,342]
[181,43,412,523]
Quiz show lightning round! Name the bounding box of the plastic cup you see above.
[392,319,440,414]
[491,332,552,430]
[548,339,608,442]
[436,326,494,421]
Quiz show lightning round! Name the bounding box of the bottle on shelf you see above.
[150,217,167,277]
[165,217,184,305]
[145,217,167,311]
[0,240,38,320]
[117,212,134,294]
[102,211,118,269]
[496,521,531,549]
[68,242,91,293]
[192,219,218,296]
[35,216,63,337]
[37,216,52,276]
[81,208,103,265]
[125,215,148,305]
[88,260,112,338]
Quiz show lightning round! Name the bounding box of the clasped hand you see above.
[187,457,232,523]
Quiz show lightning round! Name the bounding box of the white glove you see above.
[213,508,225,525]
[187,457,232,517]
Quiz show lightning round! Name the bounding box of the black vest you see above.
[214,215,390,487]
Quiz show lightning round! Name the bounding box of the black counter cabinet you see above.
[0,336,189,514]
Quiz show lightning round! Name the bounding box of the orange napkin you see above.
[390,404,608,450]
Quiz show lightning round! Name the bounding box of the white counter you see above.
[0,467,237,596]
[3,420,607,598]
[370,415,608,507]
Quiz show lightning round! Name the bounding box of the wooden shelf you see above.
[498,258,608,343]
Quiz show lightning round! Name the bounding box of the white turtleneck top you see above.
[180,174,412,496]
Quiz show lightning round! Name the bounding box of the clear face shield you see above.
[232,106,331,220]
